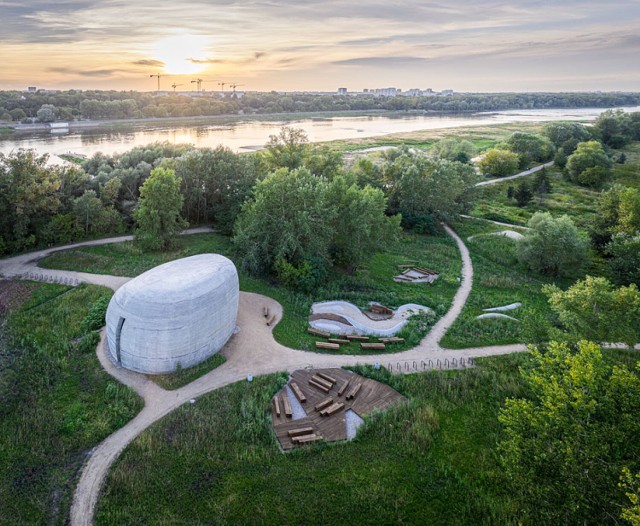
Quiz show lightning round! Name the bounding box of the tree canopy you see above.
[566,140,612,187]
[477,148,520,178]
[517,212,587,277]
[505,132,555,168]
[134,167,188,250]
[430,137,475,163]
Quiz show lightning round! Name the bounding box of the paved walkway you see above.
[475,161,554,187]
[0,224,526,526]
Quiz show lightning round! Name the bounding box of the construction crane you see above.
[191,79,218,93]
[218,81,226,92]
[171,83,184,92]
[229,83,244,93]
[150,74,162,93]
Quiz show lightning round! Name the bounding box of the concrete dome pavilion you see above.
[105,254,239,374]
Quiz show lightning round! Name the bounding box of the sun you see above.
[152,34,211,75]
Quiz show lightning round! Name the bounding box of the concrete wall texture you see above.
[105,254,239,374]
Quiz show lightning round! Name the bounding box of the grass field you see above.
[150,353,226,390]
[96,356,529,525]
[39,230,462,354]
[0,282,143,525]
[440,218,587,348]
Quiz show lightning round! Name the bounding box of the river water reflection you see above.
[1,106,638,160]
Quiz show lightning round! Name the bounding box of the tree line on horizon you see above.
[1,90,640,123]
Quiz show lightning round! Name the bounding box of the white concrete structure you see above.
[105,254,239,374]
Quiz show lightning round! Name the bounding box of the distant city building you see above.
[337,87,347,94]
[27,86,37,93]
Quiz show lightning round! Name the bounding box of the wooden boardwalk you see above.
[271,368,405,450]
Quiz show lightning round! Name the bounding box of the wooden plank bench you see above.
[346,334,370,341]
[287,427,314,438]
[346,383,362,400]
[316,372,337,385]
[314,397,333,411]
[292,434,323,444]
[282,394,293,418]
[263,306,269,318]
[360,342,385,350]
[290,381,306,402]
[309,379,331,393]
[308,327,331,338]
[379,337,405,344]
[337,379,351,396]
[266,314,277,326]
[328,338,350,345]
[315,341,340,350]
[394,275,414,282]
[311,375,332,389]
[273,395,281,417]
[320,402,345,416]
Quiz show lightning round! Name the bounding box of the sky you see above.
[1,0,639,93]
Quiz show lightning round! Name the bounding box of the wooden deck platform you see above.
[271,368,406,450]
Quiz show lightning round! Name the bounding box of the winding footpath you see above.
[0,225,526,526]
[475,161,554,187]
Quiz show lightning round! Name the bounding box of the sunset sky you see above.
[1,0,639,93]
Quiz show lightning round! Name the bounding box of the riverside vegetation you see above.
[2,109,640,525]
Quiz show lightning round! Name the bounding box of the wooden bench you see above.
[282,394,293,417]
[292,434,323,444]
[360,342,385,350]
[346,383,362,400]
[320,402,345,416]
[273,395,281,417]
[287,427,314,438]
[314,397,333,411]
[346,334,369,342]
[311,375,332,389]
[263,306,269,318]
[309,379,331,393]
[328,338,350,345]
[394,275,414,282]
[290,382,306,402]
[266,314,277,326]
[315,341,340,350]
[308,327,331,338]
[316,372,337,385]
[379,337,404,344]
[337,379,351,396]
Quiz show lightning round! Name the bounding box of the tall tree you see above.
[477,148,520,178]
[566,140,612,187]
[134,167,187,250]
[505,132,555,168]
[499,341,640,525]
[261,127,309,172]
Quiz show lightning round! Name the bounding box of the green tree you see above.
[566,140,612,187]
[349,157,383,189]
[36,104,57,123]
[505,132,555,168]
[593,109,632,147]
[499,341,640,525]
[134,167,187,250]
[262,127,309,171]
[477,148,520,178]
[542,121,591,153]
[384,151,479,230]
[607,234,640,287]
[325,175,401,268]
[72,190,105,235]
[233,168,335,275]
[517,212,587,277]
[430,137,475,163]
[591,185,640,251]
[544,276,640,347]
[514,181,533,207]
[620,468,640,526]
[533,166,552,195]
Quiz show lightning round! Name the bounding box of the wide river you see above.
[1,106,638,160]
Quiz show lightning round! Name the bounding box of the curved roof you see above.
[115,254,236,309]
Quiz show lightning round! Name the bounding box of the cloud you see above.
[132,59,165,67]
[332,56,430,67]
[187,57,227,64]
[47,67,123,77]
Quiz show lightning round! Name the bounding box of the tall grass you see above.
[0,283,143,525]
[96,355,530,525]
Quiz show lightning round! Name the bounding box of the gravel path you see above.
[0,223,528,526]
[475,161,554,187]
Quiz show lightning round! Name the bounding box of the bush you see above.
[82,295,110,331]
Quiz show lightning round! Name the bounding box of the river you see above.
[1,106,638,160]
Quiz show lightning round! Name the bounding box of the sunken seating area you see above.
[271,368,406,450]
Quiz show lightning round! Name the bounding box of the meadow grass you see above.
[0,282,143,525]
[150,353,226,390]
[40,230,462,354]
[96,355,530,525]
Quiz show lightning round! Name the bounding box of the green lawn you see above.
[39,230,462,354]
[96,356,528,525]
[441,218,586,348]
[0,282,143,525]
[150,353,226,390]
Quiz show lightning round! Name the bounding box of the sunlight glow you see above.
[152,34,211,75]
